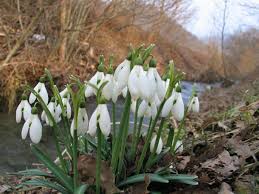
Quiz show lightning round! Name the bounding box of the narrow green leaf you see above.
[117,173,169,187]
[31,145,73,192]
[22,178,69,194]
[164,174,198,185]
[75,184,88,194]
[9,169,52,177]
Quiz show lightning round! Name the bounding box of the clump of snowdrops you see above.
[15,45,200,193]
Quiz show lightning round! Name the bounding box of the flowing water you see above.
[0,81,218,174]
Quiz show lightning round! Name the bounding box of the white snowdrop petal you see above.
[99,104,111,137]
[29,116,42,144]
[102,74,114,100]
[115,59,130,90]
[60,87,68,98]
[122,87,127,98]
[128,70,140,100]
[21,117,31,139]
[156,137,163,154]
[112,84,121,103]
[88,108,97,137]
[150,135,163,154]
[175,140,183,153]
[161,95,174,117]
[151,102,157,118]
[41,111,46,121]
[70,119,75,136]
[29,83,41,104]
[78,108,88,135]
[130,100,137,113]
[138,100,148,117]
[65,100,72,119]
[16,101,23,123]
[23,101,31,121]
[172,93,184,121]
[40,84,49,104]
[192,97,199,113]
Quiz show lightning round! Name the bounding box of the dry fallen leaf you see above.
[218,182,234,194]
[77,154,120,194]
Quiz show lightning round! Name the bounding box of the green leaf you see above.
[31,145,73,192]
[164,174,198,185]
[117,173,169,187]
[75,184,88,194]
[9,169,52,177]
[22,178,69,194]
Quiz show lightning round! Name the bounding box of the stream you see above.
[0,81,219,174]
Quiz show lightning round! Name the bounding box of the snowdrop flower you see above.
[102,73,114,101]
[114,59,131,91]
[29,77,49,104]
[138,100,157,118]
[128,65,144,100]
[172,91,184,121]
[139,68,156,101]
[122,87,128,98]
[60,87,70,99]
[189,95,199,113]
[42,98,62,126]
[130,99,137,113]
[62,96,71,119]
[70,102,88,136]
[150,135,163,154]
[88,104,111,137]
[21,107,42,144]
[161,93,176,117]
[16,95,31,123]
[85,71,104,98]
[174,140,183,153]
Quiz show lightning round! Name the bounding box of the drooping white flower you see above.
[128,65,144,100]
[21,108,42,144]
[60,87,70,99]
[102,74,114,101]
[29,79,49,104]
[139,68,156,101]
[174,140,183,153]
[161,93,176,117]
[122,87,128,98]
[62,97,71,119]
[172,92,184,121]
[138,100,157,118]
[150,135,163,154]
[130,99,137,113]
[85,71,104,98]
[70,107,89,136]
[154,94,161,107]
[16,95,31,123]
[114,59,131,91]
[150,67,166,101]
[189,96,199,113]
[42,98,62,126]
[88,104,111,137]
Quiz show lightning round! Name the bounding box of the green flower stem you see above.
[131,116,144,160]
[166,127,174,147]
[117,109,130,175]
[129,99,140,160]
[84,138,88,153]
[28,88,67,173]
[72,129,78,189]
[111,92,131,172]
[96,125,102,194]
[136,100,166,174]
[145,117,166,170]
[112,102,116,150]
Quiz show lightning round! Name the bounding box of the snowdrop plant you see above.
[15,45,199,194]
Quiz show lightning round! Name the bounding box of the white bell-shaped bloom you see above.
[139,69,156,101]
[70,107,88,136]
[29,81,49,104]
[150,68,166,101]
[130,99,137,113]
[189,96,199,113]
[62,97,71,119]
[161,93,176,117]
[102,74,114,101]
[16,98,31,123]
[154,94,161,107]
[138,100,157,118]
[174,140,183,153]
[21,111,42,144]
[85,71,104,98]
[88,104,111,137]
[114,59,131,91]
[42,99,62,126]
[60,87,70,99]
[172,92,184,121]
[128,65,144,100]
[150,135,163,154]
[122,87,128,98]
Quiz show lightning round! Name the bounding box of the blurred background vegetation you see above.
[0,0,258,111]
